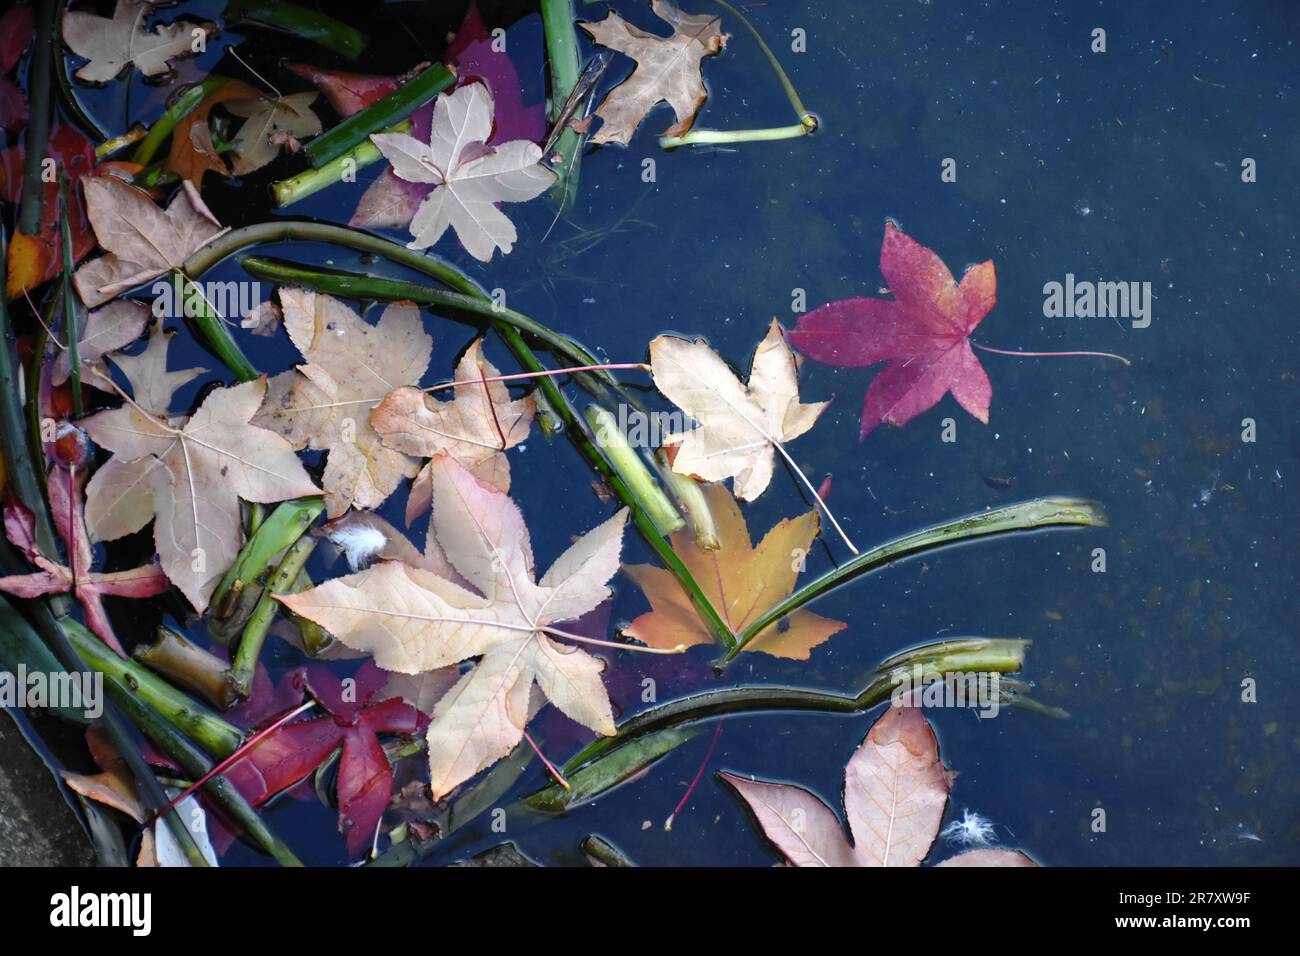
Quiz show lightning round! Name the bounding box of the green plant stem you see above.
[169,270,259,381]
[224,0,367,59]
[304,64,454,168]
[58,178,83,416]
[131,76,229,167]
[134,626,240,710]
[209,496,323,638]
[232,535,317,699]
[724,497,1107,662]
[270,123,408,207]
[17,0,55,235]
[540,0,582,208]
[240,257,603,373]
[585,405,682,535]
[565,638,1030,772]
[103,675,303,866]
[525,725,700,812]
[0,233,56,557]
[65,619,242,758]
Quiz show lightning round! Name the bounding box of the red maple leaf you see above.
[223,662,426,859]
[788,222,996,438]
[0,466,169,656]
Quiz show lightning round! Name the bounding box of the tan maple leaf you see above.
[579,0,728,145]
[650,319,827,502]
[72,176,228,308]
[80,326,319,612]
[370,338,534,525]
[252,289,432,519]
[280,453,628,800]
[62,0,211,84]
[722,705,1039,867]
[51,300,149,387]
[623,482,844,659]
[226,92,323,176]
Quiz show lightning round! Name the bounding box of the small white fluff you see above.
[940,809,999,847]
[327,523,388,571]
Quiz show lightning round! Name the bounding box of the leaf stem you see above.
[972,342,1132,367]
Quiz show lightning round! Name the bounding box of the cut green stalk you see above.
[304,63,454,168]
[17,0,55,236]
[232,534,317,700]
[565,638,1030,771]
[65,619,242,758]
[131,76,230,167]
[581,835,635,867]
[134,626,240,710]
[103,675,303,867]
[657,450,719,550]
[540,0,583,208]
[209,496,324,642]
[585,405,682,536]
[524,725,700,813]
[224,0,367,60]
[270,123,408,207]
[58,177,83,416]
[93,127,144,161]
[724,497,1107,662]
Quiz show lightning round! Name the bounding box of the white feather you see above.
[328,524,388,571]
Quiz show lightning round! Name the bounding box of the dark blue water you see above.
[64,0,1300,866]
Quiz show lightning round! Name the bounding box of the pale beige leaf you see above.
[83,455,165,543]
[52,300,149,387]
[253,289,432,517]
[579,0,728,145]
[843,705,950,867]
[369,83,555,262]
[226,92,322,176]
[73,177,228,307]
[371,338,534,524]
[719,773,857,867]
[650,319,827,500]
[106,320,206,418]
[281,453,627,798]
[62,0,207,84]
[82,372,320,612]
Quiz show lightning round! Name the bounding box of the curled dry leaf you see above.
[62,0,210,84]
[579,0,727,145]
[370,338,534,525]
[280,453,629,800]
[52,299,149,388]
[650,319,827,501]
[369,82,555,262]
[80,327,319,612]
[72,176,228,308]
[623,482,845,659]
[722,706,1040,867]
[788,222,996,437]
[252,289,433,518]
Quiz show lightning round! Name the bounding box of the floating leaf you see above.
[370,338,534,525]
[281,453,628,800]
[62,0,210,84]
[52,299,149,388]
[226,92,323,176]
[579,0,727,145]
[650,319,827,501]
[72,176,228,308]
[251,289,432,518]
[788,222,995,437]
[369,82,555,261]
[623,482,845,659]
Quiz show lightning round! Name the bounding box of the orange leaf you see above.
[165,79,260,188]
